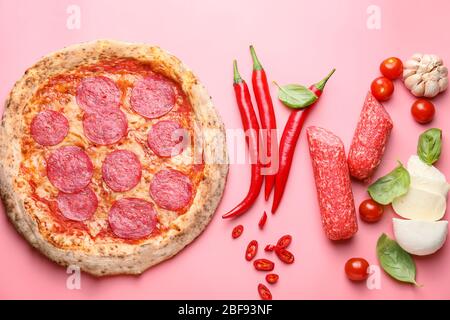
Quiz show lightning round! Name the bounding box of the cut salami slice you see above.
[348,92,393,181]
[102,150,142,192]
[82,109,128,145]
[108,198,157,239]
[57,187,98,221]
[47,146,94,193]
[147,120,187,157]
[30,110,69,146]
[149,169,193,211]
[306,126,358,241]
[76,76,120,113]
[130,75,176,119]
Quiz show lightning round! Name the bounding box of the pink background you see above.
[1,0,450,299]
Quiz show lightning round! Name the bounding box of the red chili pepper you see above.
[223,61,263,219]
[258,283,272,300]
[258,211,268,229]
[275,248,295,264]
[264,244,275,252]
[231,225,244,239]
[250,46,278,200]
[276,234,292,249]
[265,273,279,284]
[271,69,336,213]
[253,258,275,271]
[245,240,258,261]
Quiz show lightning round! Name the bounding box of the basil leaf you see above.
[277,84,318,109]
[417,128,442,165]
[367,162,410,205]
[376,233,418,285]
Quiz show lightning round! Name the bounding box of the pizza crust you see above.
[0,40,228,276]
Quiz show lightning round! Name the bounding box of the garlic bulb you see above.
[403,53,448,98]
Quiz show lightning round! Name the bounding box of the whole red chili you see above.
[264,244,275,252]
[253,258,275,271]
[275,248,295,264]
[258,211,268,229]
[231,225,244,239]
[265,273,279,284]
[223,61,263,219]
[258,283,272,300]
[245,240,258,261]
[276,234,292,249]
[250,45,278,200]
[271,69,336,213]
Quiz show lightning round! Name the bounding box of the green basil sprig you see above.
[417,128,442,166]
[367,162,410,205]
[376,234,419,286]
[274,83,318,109]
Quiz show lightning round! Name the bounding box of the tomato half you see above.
[345,258,370,281]
[380,57,403,80]
[411,99,435,124]
[371,77,394,101]
[359,199,384,223]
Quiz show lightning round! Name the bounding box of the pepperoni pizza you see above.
[0,40,228,276]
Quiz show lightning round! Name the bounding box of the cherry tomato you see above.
[411,99,435,124]
[371,77,394,101]
[253,259,275,271]
[380,57,403,80]
[258,284,272,300]
[359,199,384,223]
[264,244,275,252]
[231,225,244,239]
[345,258,370,281]
[245,240,258,261]
[265,273,279,284]
[276,235,292,249]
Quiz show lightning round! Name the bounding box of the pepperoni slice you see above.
[102,150,142,192]
[57,187,98,221]
[130,75,176,119]
[76,76,120,113]
[47,146,94,193]
[149,169,193,211]
[147,120,187,157]
[108,198,157,239]
[82,109,128,145]
[30,110,69,146]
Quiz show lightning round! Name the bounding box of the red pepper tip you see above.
[314,68,336,92]
[271,198,279,214]
[233,60,243,84]
[249,45,263,71]
[272,80,281,89]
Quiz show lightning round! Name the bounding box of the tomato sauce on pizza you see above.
[20,58,204,246]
